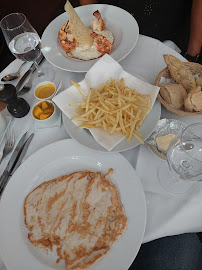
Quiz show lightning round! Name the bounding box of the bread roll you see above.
[160,83,187,110]
[191,92,202,112]
[196,77,202,87]
[184,85,201,112]
[163,55,196,92]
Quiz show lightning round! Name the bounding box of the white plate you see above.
[0,139,146,270]
[41,4,139,72]
[63,100,161,152]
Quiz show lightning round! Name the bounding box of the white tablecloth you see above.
[0,35,201,269]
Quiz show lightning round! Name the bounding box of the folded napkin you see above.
[137,108,202,243]
[0,59,32,87]
[53,54,160,151]
[137,144,202,244]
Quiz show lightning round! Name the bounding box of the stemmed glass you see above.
[158,122,202,194]
[0,13,55,83]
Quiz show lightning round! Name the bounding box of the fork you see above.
[0,128,15,165]
[17,71,34,96]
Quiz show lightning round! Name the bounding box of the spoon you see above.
[1,62,26,82]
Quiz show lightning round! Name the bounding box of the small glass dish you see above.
[145,119,187,160]
[34,81,56,101]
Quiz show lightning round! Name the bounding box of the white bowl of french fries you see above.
[53,54,160,151]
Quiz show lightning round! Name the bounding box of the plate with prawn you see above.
[41,4,139,72]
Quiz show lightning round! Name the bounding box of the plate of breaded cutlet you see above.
[0,139,146,270]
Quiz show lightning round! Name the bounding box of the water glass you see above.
[0,13,55,82]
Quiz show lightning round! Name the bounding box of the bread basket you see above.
[154,62,202,116]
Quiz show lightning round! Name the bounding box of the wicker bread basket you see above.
[154,62,202,116]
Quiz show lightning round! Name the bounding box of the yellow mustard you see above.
[35,84,55,99]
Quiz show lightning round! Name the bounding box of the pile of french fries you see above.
[70,78,151,143]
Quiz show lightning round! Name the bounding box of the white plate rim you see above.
[62,100,161,152]
[0,139,146,270]
[41,4,139,72]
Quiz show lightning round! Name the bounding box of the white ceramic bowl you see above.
[32,100,58,125]
[34,81,56,101]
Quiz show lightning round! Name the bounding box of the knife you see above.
[0,133,34,196]
[0,132,27,187]
[10,133,34,177]
[16,54,45,92]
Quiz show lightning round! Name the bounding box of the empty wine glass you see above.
[0,13,55,83]
[158,122,202,194]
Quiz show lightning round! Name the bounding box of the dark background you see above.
[0,0,70,72]
[0,0,201,71]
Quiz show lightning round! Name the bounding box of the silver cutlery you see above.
[1,62,26,82]
[17,66,35,95]
[0,132,34,195]
[16,54,44,93]
[9,133,34,176]
[0,132,26,187]
[16,63,35,93]
[0,128,15,165]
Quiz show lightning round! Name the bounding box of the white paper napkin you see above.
[53,54,160,151]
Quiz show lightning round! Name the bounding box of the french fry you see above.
[69,78,151,143]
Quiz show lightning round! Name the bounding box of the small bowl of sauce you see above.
[34,81,56,100]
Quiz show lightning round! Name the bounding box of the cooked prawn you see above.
[58,21,77,53]
[90,32,112,54]
[90,10,105,32]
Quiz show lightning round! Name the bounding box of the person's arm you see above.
[187,0,202,57]
[79,0,97,5]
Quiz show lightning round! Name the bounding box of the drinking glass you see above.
[158,122,202,194]
[0,13,55,82]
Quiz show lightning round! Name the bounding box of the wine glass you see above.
[0,13,55,83]
[158,122,202,194]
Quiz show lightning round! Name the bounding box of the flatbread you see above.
[64,0,94,47]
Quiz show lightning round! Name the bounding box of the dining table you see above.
[0,34,202,270]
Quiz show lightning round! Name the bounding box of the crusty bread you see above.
[160,83,187,110]
[64,0,93,47]
[163,55,196,92]
[24,170,127,270]
[184,93,194,112]
[196,77,202,87]
[184,85,202,112]
[191,91,202,112]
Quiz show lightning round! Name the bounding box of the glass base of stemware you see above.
[157,163,194,194]
[32,67,55,85]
